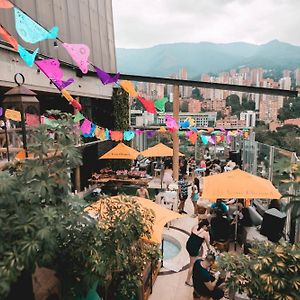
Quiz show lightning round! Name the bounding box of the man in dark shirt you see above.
[192,254,224,300]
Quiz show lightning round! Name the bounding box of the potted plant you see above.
[219,241,300,300]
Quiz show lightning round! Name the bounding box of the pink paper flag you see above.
[165,115,179,130]
[80,119,92,134]
[62,43,90,74]
[35,59,74,90]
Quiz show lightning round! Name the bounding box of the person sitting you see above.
[210,209,231,244]
[136,185,150,199]
[192,253,225,300]
[268,199,281,211]
[162,164,173,190]
[210,199,229,216]
[224,159,236,172]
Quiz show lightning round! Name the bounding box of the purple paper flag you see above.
[226,134,231,144]
[35,59,74,90]
[80,119,92,134]
[94,66,120,85]
[146,130,156,138]
[52,78,74,90]
[0,107,3,117]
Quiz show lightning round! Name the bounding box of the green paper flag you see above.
[154,97,168,112]
[74,112,85,122]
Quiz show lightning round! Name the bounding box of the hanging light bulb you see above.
[53,40,58,47]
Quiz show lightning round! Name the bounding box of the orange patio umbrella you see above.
[98,142,140,160]
[140,143,184,158]
[201,169,281,200]
[85,196,183,244]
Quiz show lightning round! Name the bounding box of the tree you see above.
[192,88,203,100]
[0,111,159,300]
[278,97,300,121]
[219,241,300,300]
[226,94,241,115]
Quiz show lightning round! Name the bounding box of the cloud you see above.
[112,0,300,48]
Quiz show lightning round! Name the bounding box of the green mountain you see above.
[116,40,300,79]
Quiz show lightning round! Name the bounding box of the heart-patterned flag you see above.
[63,43,90,74]
[94,66,120,85]
[14,8,58,43]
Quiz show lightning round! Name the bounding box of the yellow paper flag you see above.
[5,109,21,121]
[61,89,75,102]
[120,80,138,97]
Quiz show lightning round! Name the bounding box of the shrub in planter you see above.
[219,241,300,300]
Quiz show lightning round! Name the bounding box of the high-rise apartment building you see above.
[240,111,256,127]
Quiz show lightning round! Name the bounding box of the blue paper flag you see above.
[179,120,190,129]
[18,45,39,67]
[14,8,58,44]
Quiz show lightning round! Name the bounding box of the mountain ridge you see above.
[116,40,300,78]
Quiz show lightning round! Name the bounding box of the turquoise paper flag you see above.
[123,130,135,141]
[200,135,209,145]
[14,8,58,43]
[154,97,168,112]
[18,45,38,67]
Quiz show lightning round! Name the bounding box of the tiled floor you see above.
[148,177,231,300]
[149,184,198,300]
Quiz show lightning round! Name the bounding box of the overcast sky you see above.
[112,0,300,49]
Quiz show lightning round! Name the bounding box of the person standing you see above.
[178,174,189,214]
[191,177,200,218]
[192,253,225,300]
[185,219,211,287]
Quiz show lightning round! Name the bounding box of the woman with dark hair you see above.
[185,219,211,287]
[191,177,200,217]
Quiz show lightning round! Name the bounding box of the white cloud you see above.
[112,0,300,48]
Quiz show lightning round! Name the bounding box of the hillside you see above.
[116,40,300,78]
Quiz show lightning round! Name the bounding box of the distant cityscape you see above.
[131,67,300,129]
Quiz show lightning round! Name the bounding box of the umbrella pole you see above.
[234,207,238,251]
[161,238,164,267]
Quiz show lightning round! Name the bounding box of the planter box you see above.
[137,261,160,300]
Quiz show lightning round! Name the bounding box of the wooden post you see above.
[172,85,180,181]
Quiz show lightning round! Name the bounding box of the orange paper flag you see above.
[120,80,138,97]
[0,0,13,9]
[0,25,18,50]
[5,109,21,121]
